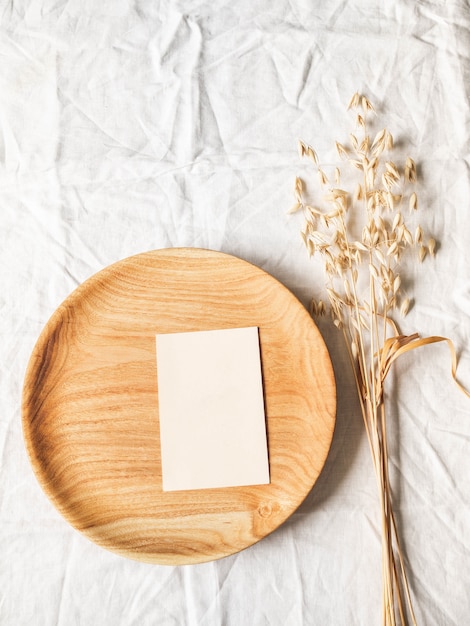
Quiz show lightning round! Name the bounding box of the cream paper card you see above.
[156,326,270,491]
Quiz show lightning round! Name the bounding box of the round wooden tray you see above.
[22,248,336,565]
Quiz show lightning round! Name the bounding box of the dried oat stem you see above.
[293,94,468,625]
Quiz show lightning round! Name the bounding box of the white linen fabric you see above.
[1,1,469,624]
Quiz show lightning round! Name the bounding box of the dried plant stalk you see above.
[292,94,469,625]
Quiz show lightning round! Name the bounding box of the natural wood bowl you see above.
[22,248,336,564]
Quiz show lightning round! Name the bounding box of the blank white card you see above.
[156,326,270,491]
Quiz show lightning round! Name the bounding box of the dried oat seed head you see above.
[392,212,403,231]
[415,225,423,244]
[393,275,401,294]
[317,169,328,185]
[361,96,375,113]
[400,298,410,317]
[307,146,318,164]
[409,192,418,211]
[347,92,360,109]
[372,128,386,149]
[335,141,349,159]
[288,202,302,214]
[405,157,417,183]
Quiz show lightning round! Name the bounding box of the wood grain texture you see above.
[22,248,336,565]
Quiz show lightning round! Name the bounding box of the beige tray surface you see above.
[22,248,336,565]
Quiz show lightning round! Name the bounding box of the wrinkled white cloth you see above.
[1,1,470,624]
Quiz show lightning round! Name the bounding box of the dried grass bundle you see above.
[291,93,469,625]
